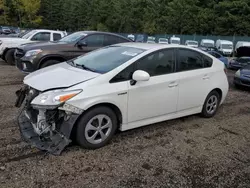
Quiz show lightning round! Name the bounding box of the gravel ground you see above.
[1,61,250,188]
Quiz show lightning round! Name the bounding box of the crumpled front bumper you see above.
[17,108,79,155]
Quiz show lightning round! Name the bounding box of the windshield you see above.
[71,46,145,73]
[159,38,168,42]
[22,30,37,39]
[59,32,87,43]
[203,43,214,47]
[222,44,233,49]
[19,30,31,38]
[187,41,198,45]
[171,40,180,44]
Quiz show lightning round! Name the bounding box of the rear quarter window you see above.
[53,33,62,41]
[203,54,213,67]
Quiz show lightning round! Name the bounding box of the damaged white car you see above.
[15,43,228,155]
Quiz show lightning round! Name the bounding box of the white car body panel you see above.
[25,43,229,132]
[0,29,66,55]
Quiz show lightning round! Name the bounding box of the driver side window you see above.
[81,34,105,47]
[31,32,50,41]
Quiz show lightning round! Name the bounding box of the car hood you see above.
[24,62,101,91]
[19,41,71,51]
[236,46,250,57]
[240,65,250,75]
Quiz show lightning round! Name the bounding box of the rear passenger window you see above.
[177,49,211,71]
[53,33,62,41]
[104,35,128,46]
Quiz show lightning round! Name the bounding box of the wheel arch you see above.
[38,55,67,68]
[70,102,123,140]
[205,88,223,104]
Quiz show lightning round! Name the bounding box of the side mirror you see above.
[77,40,87,47]
[132,70,150,83]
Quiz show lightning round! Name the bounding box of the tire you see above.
[40,59,61,69]
[76,106,118,149]
[201,91,220,118]
[5,49,16,65]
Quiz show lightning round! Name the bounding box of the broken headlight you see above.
[31,89,82,109]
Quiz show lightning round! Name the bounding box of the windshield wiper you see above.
[80,64,98,73]
[67,60,98,72]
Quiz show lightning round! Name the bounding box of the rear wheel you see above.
[40,59,61,69]
[5,49,16,65]
[76,106,117,149]
[201,91,220,118]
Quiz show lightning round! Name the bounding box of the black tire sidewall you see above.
[201,91,220,118]
[5,49,16,65]
[40,60,61,69]
[76,106,118,149]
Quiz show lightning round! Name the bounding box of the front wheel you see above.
[76,106,118,149]
[201,91,220,118]
[5,49,16,65]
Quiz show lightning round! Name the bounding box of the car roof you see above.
[219,40,233,44]
[79,31,132,41]
[32,29,66,33]
[117,43,197,50]
[238,56,250,59]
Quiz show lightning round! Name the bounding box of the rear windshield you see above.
[72,46,145,74]
[187,41,198,45]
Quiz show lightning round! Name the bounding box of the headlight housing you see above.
[31,89,82,109]
[25,49,42,57]
[235,70,241,77]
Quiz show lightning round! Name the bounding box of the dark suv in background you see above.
[15,31,132,73]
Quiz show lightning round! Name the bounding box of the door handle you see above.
[203,75,210,80]
[168,82,178,88]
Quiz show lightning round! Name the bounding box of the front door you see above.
[71,34,105,59]
[127,48,179,123]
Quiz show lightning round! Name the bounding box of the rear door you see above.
[176,48,213,111]
[104,35,130,46]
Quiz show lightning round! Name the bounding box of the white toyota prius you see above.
[15,43,229,155]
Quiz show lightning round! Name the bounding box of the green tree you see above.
[0,0,9,25]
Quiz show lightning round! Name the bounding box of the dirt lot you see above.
[1,61,250,188]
